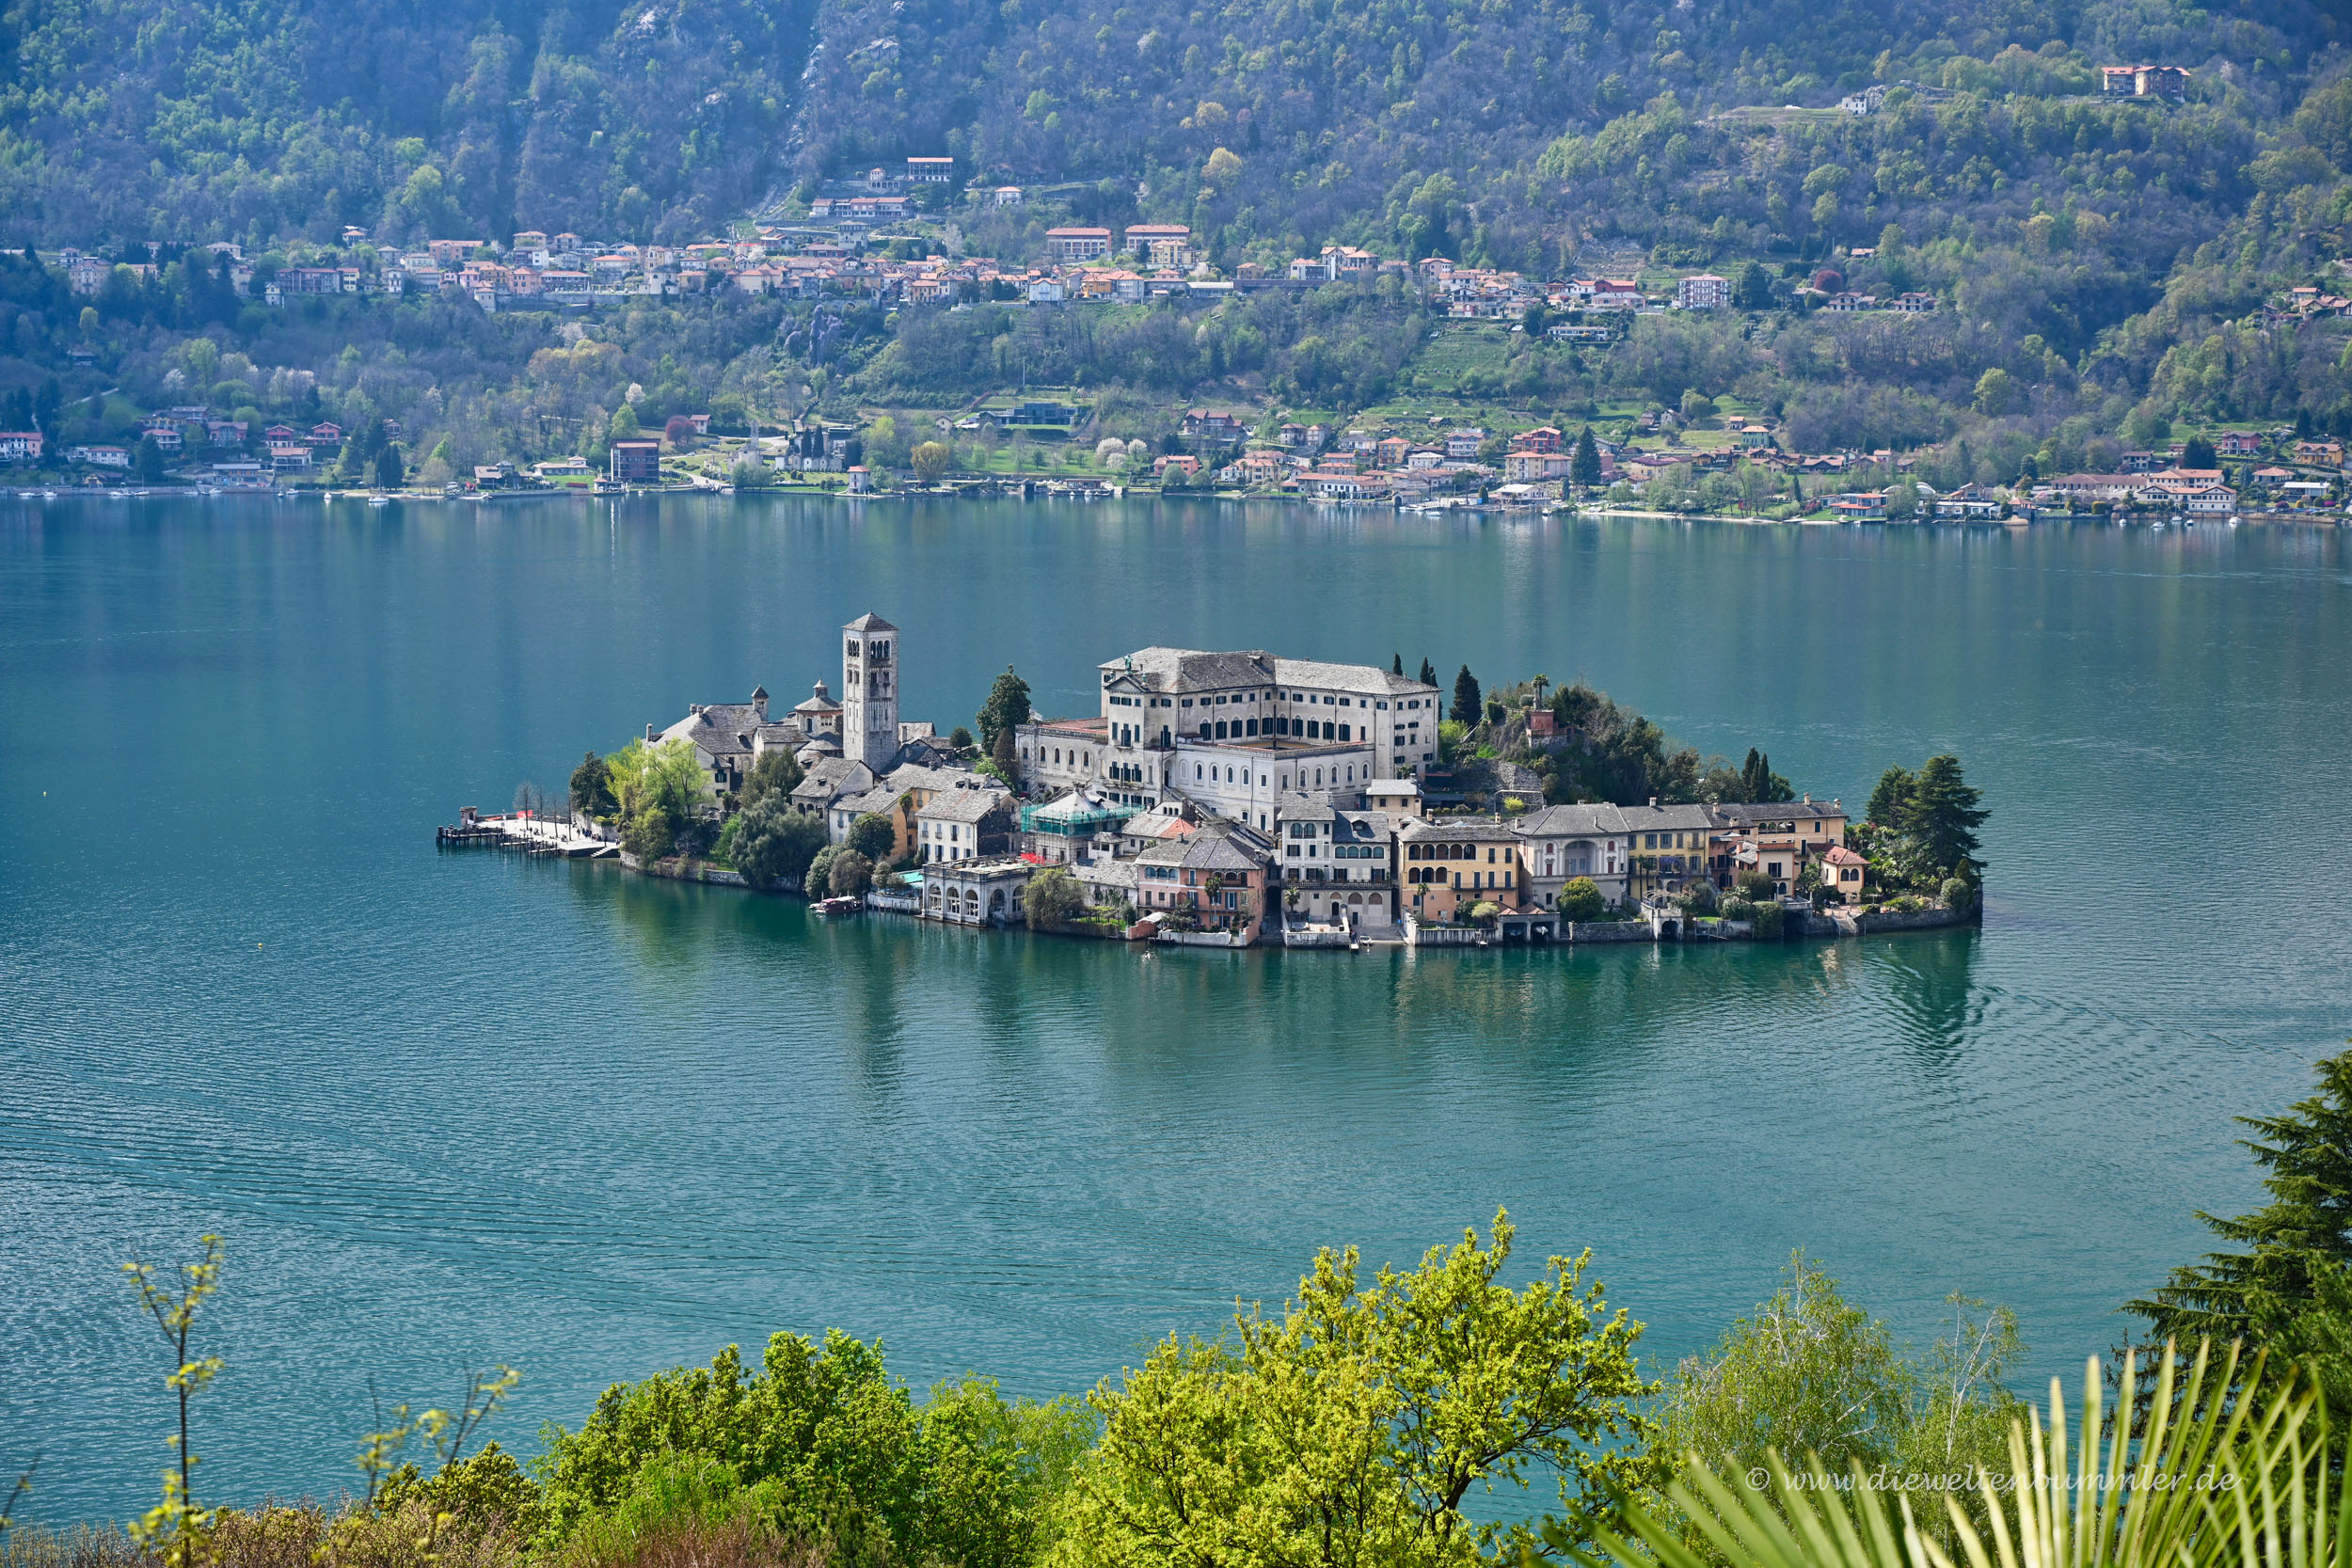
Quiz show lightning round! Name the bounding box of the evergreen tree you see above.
[2132,1047,2352,1344]
[1571,426,1602,490]
[1740,748,1767,801]
[2183,435,2217,469]
[976,665,1031,754]
[134,435,167,483]
[1419,657,1437,688]
[1391,653,1404,676]
[1866,766,1914,827]
[1902,754,1986,875]
[1451,665,1482,725]
[373,444,404,489]
[568,751,615,816]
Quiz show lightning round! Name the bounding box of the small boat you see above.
[369,495,393,507]
[813,895,863,917]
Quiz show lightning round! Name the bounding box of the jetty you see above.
[436,806,617,857]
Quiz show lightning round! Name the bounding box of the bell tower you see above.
[840,612,899,770]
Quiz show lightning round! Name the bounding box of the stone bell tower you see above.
[840,611,900,771]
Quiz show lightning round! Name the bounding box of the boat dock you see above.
[436,806,617,857]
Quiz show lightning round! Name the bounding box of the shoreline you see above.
[8,483,2342,528]
[449,828,1980,951]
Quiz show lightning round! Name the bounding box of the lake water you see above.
[4,494,2349,1524]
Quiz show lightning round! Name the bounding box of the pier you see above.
[436,806,617,857]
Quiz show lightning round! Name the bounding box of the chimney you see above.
[1649,796,1659,809]
[1803,793,1811,803]
[645,723,657,741]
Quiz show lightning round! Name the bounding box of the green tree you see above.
[1392,653,1405,675]
[977,666,1032,757]
[373,443,404,489]
[1022,865,1084,927]
[1571,426,1602,490]
[1452,664,1483,725]
[2183,434,2217,468]
[739,747,803,813]
[828,848,872,897]
[1865,766,1913,827]
[568,751,614,816]
[948,725,975,752]
[846,812,897,863]
[2132,1046,2352,1349]
[1732,261,1774,310]
[1902,753,1986,876]
[135,435,168,483]
[1558,876,1605,922]
[731,798,827,891]
[610,404,641,441]
[1419,657,1438,688]
[1055,1212,1657,1567]
[122,1236,227,1568]
[537,1329,1078,1564]
[1972,368,2020,417]
[1655,1253,1910,1487]
[910,440,953,483]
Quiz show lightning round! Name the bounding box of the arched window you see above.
[1216,721,1228,738]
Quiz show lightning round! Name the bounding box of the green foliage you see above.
[1582,1340,2277,1568]
[731,799,826,892]
[568,752,614,818]
[1903,753,1987,877]
[804,845,837,896]
[909,440,953,483]
[827,849,872,898]
[1452,664,1482,725]
[1734,870,1775,902]
[1867,766,1915,828]
[1022,866,1084,928]
[121,1235,227,1568]
[739,748,803,814]
[977,667,1032,758]
[1559,877,1606,923]
[1676,879,1717,916]
[1650,1254,2023,1560]
[1750,901,1785,939]
[1056,1212,1658,1566]
[948,726,974,752]
[844,813,896,864]
[2134,1045,2352,1354]
[538,1330,1080,1566]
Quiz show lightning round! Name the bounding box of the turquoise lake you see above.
[4,494,2349,1522]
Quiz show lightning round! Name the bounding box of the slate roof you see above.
[843,611,898,632]
[1609,803,1714,835]
[1400,816,1522,844]
[1513,802,1630,838]
[793,680,842,715]
[1713,800,1845,827]
[1102,646,1277,693]
[918,788,1010,825]
[790,756,871,806]
[1271,657,1438,697]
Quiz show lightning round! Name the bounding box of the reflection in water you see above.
[1875,931,1983,1067]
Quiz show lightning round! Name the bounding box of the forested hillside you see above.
[0,0,815,246]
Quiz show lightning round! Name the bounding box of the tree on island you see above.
[1866,766,1913,827]
[977,666,1032,758]
[568,752,615,816]
[1451,665,1483,725]
[739,747,802,812]
[1904,754,1986,878]
[1391,653,1404,676]
[1023,865,1085,927]
[731,798,826,891]
[846,812,897,864]
[1558,877,1605,922]
[948,725,974,752]
[827,848,872,898]
[1737,748,1792,803]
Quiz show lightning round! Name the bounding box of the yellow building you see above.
[1400,818,1524,923]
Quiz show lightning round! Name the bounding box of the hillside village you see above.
[533,610,1982,949]
[8,118,2350,522]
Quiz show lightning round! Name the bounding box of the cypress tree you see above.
[1391,653,1404,676]
[1419,657,1437,688]
[1570,426,1601,490]
[1740,748,1765,800]
[1451,665,1482,725]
